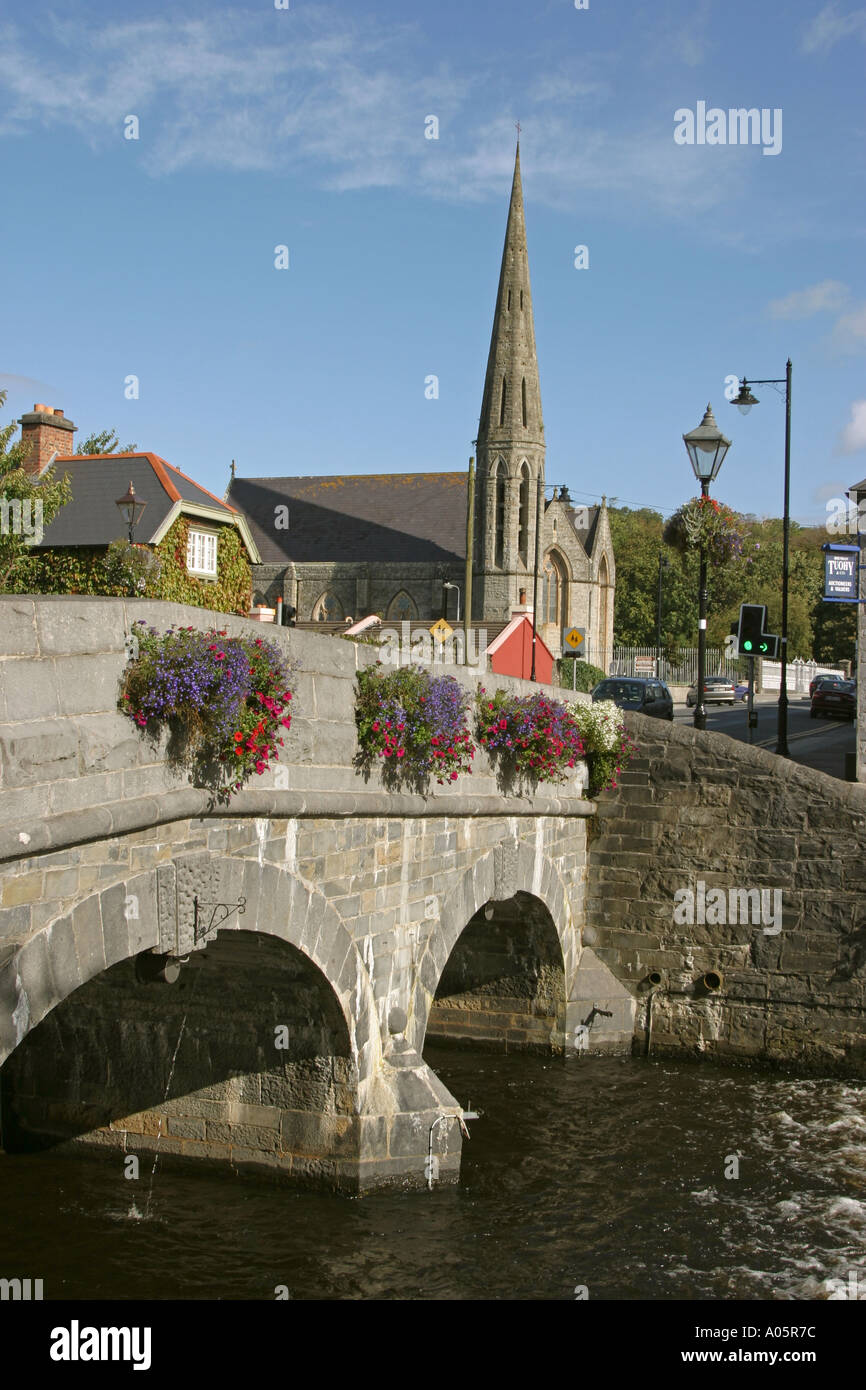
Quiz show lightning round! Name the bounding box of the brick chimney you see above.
[18,405,76,476]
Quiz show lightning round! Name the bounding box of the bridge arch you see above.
[0,855,381,1082]
[409,838,581,1054]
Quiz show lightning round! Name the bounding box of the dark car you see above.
[810,678,856,720]
[685,675,737,707]
[591,678,674,720]
[809,671,845,697]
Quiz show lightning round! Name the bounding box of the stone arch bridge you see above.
[1,597,864,1191]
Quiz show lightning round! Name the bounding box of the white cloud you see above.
[812,480,851,503]
[0,9,764,223]
[801,3,866,54]
[832,303,866,350]
[840,399,866,454]
[768,281,849,319]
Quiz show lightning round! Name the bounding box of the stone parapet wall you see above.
[0,595,588,866]
[586,714,866,1074]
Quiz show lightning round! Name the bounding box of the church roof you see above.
[227,472,468,564]
[568,504,601,556]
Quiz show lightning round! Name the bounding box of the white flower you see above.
[566,699,623,753]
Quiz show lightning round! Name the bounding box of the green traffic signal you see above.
[742,639,753,652]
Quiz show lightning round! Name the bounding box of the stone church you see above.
[228,144,615,670]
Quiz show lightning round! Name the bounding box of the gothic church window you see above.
[494,460,506,568]
[518,463,530,565]
[386,590,418,621]
[313,592,344,622]
[499,376,507,427]
[521,377,527,427]
[542,551,567,628]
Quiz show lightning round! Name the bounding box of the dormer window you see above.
[186,528,218,576]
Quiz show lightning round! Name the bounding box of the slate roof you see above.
[567,504,600,556]
[226,473,468,565]
[35,453,243,549]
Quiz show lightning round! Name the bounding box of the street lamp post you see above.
[682,405,732,731]
[730,361,792,757]
[115,482,148,598]
[443,581,461,622]
[115,481,147,545]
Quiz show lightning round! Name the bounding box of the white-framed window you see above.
[186,529,218,576]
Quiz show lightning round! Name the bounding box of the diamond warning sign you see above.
[563,627,585,651]
[429,618,453,644]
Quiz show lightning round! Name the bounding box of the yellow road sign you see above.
[429,618,453,645]
[564,627,585,650]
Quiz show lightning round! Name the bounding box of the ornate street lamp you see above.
[730,362,793,757]
[682,405,732,731]
[115,481,147,544]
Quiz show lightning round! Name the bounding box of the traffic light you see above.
[737,604,766,653]
[736,603,780,658]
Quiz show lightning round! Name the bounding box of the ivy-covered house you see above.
[15,405,259,612]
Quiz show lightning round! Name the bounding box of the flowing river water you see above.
[1,1048,865,1301]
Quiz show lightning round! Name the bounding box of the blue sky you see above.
[1,0,864,524]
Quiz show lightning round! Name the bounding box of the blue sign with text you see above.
[822,544,860,602]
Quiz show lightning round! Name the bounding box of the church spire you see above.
[477,141,544,448]
[472,141,547,621]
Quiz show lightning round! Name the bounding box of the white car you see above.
[685,676,737,707]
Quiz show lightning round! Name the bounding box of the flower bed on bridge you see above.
[121,622,294,802]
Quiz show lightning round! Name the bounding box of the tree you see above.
[0,390,71,591]
[76,428,138,455]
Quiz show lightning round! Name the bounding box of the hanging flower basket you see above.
[120,622,294,802]
[475,686,585,786]
[355,663,474,789]
[662,496,747,564]
[566,699,637,798]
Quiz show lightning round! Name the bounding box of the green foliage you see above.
[11,513,253,615]
[154,515,252,614]
[103,539,162,595]
[76,428,138,455]
[558,658,606,692]
[0,389,72,591]
[608,502,849,662]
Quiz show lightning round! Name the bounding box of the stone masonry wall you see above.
[587,713,866,1075]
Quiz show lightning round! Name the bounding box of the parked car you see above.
[809,671,845,697]
[733,683,749,702]
[810,678,856,720]
[685,675,737,707]
[591,678,674,720]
